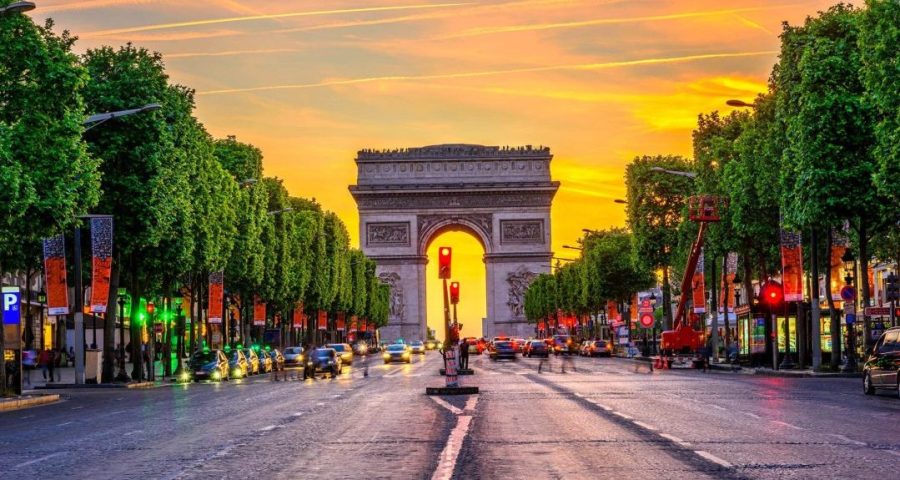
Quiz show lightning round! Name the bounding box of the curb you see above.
[0,394,61,412]
[36,381,159,390]
[707,364,861,378]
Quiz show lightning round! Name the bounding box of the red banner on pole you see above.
[336,312,346,331]
[317,310,327,330]
[830,227,849,301]
[780,230,804,302]
[253,295,266,326]
[208,271,224,324]
[89,217,113,313]
[42,235,69,315]
[692,249,706,313]
[719,253,737,313]
[292,303,303,328]
[349,315,358,333]
[359,317,367,333]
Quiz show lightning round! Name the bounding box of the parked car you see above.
[310,348,342,377]
[257,350,274,373]
[188,349,229,381]
[228,349,250,378]
[863,326,899,397]
[581,340,612,357]
[327,343,354,366]
[268,348,285,371]
[410,341,426,354]
[283,346,305,368]
[383,344,411,364]
[242,348,260,375]
[512,338,527,353]
[525,340,549,358]
[489,341,517,361]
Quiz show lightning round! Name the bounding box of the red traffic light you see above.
[759,280,784,311]
[449,281,460,304]
[438,247,452,279]
[147,301,155,315]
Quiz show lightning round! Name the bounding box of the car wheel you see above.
[863,373,875,395]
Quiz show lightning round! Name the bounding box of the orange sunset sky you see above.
[32,0,841,338]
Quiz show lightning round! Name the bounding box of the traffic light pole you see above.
[442,278,451,347]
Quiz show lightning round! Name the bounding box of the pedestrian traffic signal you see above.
[449,281,460,304]
[886,272,899,302]
[760,280,784,312]
[438,247,452,279]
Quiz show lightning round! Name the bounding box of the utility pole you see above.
[73,225,85,385]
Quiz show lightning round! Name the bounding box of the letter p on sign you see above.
[2,286,21,325]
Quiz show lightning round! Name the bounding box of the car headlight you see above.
[212,371,221,379]
[383,354,390,360]
[402,352,410,358]
[180,372,191,382]
[307,361,313,366]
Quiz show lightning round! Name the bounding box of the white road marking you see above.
[827,434,866,446]
[108,410,126,415]
[694,450,733,468]
[123,430,143,436]
[633,421,657,430]
[612,411,633,420]
[660,433,691,447]
[593,402,613,411]
[431,415,473,480]
[56,421,73,426]
[709,404,727,411]
[463,395,479,412]
[70,406,83,410]
[20,415,34,419]
[292,412,304,417]
[14,451,67,468]
[429,396,463,415]
[771,420,804,430]
[258,425,278,432]
[316,402,325,406]
[743,412,761,419]
[574,392,584,398]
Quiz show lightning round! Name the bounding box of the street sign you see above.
[839,285,855,302]
[639,313,654,328]
[843,302,855,316]
[2,286,21,325]
[845,313,856,325]
[864,306,900,317]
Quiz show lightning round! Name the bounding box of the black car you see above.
[188,349,230,381]
[310,348,342,378]
[525,340,549,358]
[863,326,899,397]
[228,349,250,378]
[268,348,285,371]
[489,341,517,361]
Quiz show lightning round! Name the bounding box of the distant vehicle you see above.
[464,337,485,355]
[489,341,517,361]
[257,350,274,373]
[383,344,411,364]
[524,340,549,358]
[863,326,899,397]
[228,349,250,378]
[425,340,437,351]
[492,336,511,344]
[242,349,260,375]
[511,338,527,353]
[268,348,285,371]
[283,347,305,368]
[188,349,229,381]
[310,348,342,378]
[410,341,426,354]
[580,340,612,357]
[327,343,354,366]
[552,335,575,355]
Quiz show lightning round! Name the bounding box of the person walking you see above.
[700,341,710,372]
[68,346,75,366]
[47,349,57,383]
[22,349,36,386]
[458,339,469,370]
[38,348,51,381]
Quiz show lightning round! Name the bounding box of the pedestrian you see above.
[700,341,710,372]
[458,339,469,370]
[22,349,36,386]
[68,346,75,366]
[561,352,576,373]
[47,348,56,382]
[38,348,50,380]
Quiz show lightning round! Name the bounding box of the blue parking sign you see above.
[3,286,21,325]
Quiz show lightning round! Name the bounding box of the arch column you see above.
[483,253,551,338]
[372,255,428,342]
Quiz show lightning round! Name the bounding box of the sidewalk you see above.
[0,393,60,412]
[708,363,861,378]
[23,361,171,391]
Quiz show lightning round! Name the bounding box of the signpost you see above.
[2,286,23,395]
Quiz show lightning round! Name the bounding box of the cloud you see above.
[198,50,776,95]
[81,2,474,37]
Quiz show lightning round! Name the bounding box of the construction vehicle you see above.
[660,196,724,367]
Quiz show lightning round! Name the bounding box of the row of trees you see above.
[523,229,655,334]
[623,1,898,367]
[0,11,389,384]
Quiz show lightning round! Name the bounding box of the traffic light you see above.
[886,272,899,302]
[449,281,460,304]
[147,301,155,315]
[759,280,784,313]
[438,247,452,279]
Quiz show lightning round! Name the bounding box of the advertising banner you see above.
[630,294,638,325]
[360,317,367,333]
[336,312,346,331]
[719,253,737,313]
[292,304,303,329]
[779,229,804,302]
[317,310,327,330]
[89,217,113,313]
[253,295,266,326]
[207,271,224,324]
[349,315,358,333]
[42,235,69,315]
[830,227,849,301]
[692,249,706,313]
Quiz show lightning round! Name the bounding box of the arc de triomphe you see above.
[350,144,559,342]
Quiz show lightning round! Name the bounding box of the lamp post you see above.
[613,199,628,205]
[841,249,858,373]
[82,103,162,131]
[726,99,756,108]
[562,244,583,252]
[173,298,185,378]
[0,1,35,14]
[115,290,129,382]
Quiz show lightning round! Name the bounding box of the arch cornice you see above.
[417,213,493,256]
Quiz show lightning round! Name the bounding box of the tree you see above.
[625,155,694,329]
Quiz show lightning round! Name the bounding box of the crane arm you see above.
[672,222,707,331]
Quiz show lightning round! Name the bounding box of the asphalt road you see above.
[1,352,897,479]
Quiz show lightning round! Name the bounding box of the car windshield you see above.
[387,345,406,352]
[554,336,569,343]
[531,342,543,347]
[284,347,301,355]
[328,344,346,352]
[242,350,254,358]
[411,341,423,346]
[314,349,334,358]
[495,341,511,348]
[596,341,607,347]
[230,351,242,360]
[192,351,218,363]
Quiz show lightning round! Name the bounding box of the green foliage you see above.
[582,229,655,307]
[524,273,557,323]
[214,135,262,183]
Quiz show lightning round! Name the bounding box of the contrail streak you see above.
[198,50,777,96]
[84,3,474,37]
[166,48,305,59]
[438,5,801,39]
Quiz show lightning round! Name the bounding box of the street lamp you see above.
[841,249,858,372]
[582,228,601,235]
[238,178,257,187]
[649,166,697,178]
[726,99,756,108]
[613,199,628,204]
[267,207,293,215]
[732,274,742,307]
[115,288,130,382]
[0,1,35,14]
[562,244,583,251]
[82,103,162,132]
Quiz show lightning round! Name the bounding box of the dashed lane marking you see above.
[771,420,804,430]
[56,421,73,427]
[827,434,866,446]
[258,425,278,432]
[292,412,304,417]
[123,430,143,436]
[633,421,657,431]
[743,412,761,419]
[13,451,67,469]
[316,402,325,406]
[429,396,463,415]
[694,450,733,468]
[659,433,691,447]
[709,404,727,411]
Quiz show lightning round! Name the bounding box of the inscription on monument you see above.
[366,222,410,246]
[500,220,544,244]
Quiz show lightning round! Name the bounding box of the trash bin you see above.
[85,349,102,383]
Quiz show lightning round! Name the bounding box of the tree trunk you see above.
[130,262,144,381]
[810,228,822,370]
[24,267,35,350]
[662,266,672,330]
[101,259,120,383]
[742,247,753,309]
[0,259,7,395]
[825,230,841,370]
[723,256,732,352]
[857,221,872,351]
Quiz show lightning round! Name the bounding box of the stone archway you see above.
[350,144,559,341]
